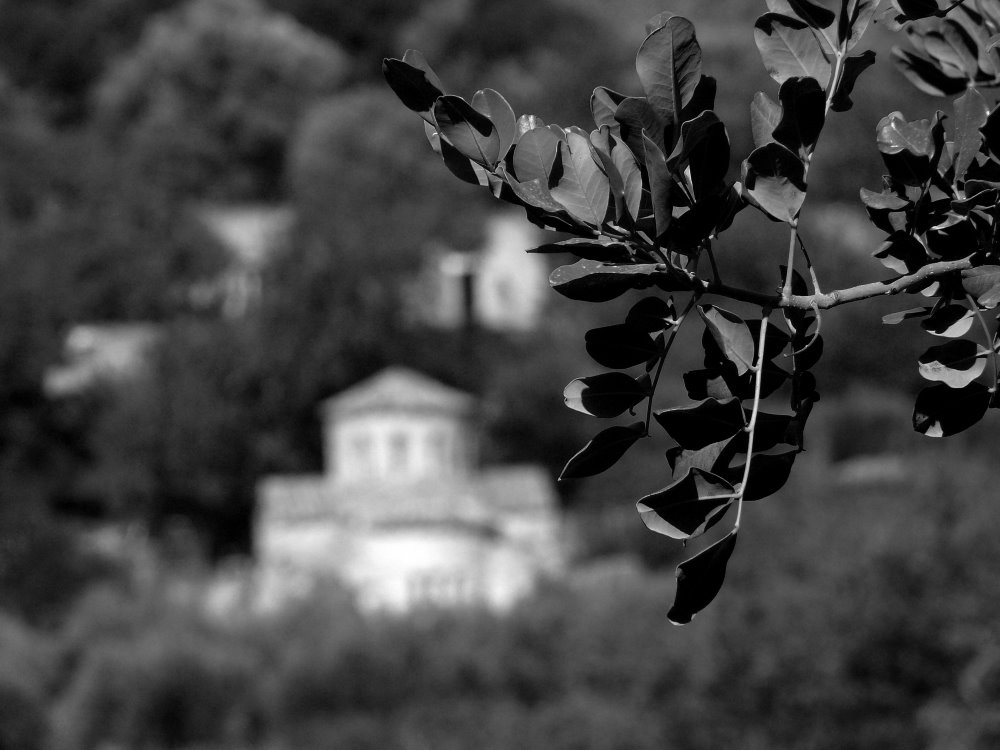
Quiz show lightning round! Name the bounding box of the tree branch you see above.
[696,258,974,310]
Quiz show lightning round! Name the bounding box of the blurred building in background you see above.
[409,210,549,332]
[256,366,564,612]
[43,323,162,397]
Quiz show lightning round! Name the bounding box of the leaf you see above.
[382,53,444,122]
[549,260,668,302]
[754,13,832,87]
[750,91,782,149]
[668,529,738,625]
[559,422,645,480]
[635,16,703,134]
[591,127,628,223]
[877,111,935,157]
[611,139,643,221]
[883,306,931,324]
[859,187,910,211]
[892,47,968,97]
[614,96,665,157]
[433,95,501,167]
[654,398,746,450]
[550,132,611,227]
[699,305,756,375]
[830,50,876,112]
[498,169,567,214]
[921,304,975,337]
[953,88,989,182]
[591,86,628,130]
[512,126,561,185]
[564,373,650,418]
[918,339,988,387]
[680,75,718,123]
[872,231,927,274]
[767,0,836,29]
[636,468,736,540]
[841,0,879,50]
[516,114,545,138]
[772,76,826,156]
[643,134,673,239]
[913,382,991,437]
[669,111,730,200]
[528,238,632,263]
[585,324,661,369]
[725,449,798,501]
[741,142,807,223]
[666,437,737,477]
[626,296,677,333]
[962,265,1000,308]
[893,0,940,21]
[982,104,1000,157]
[472,88,517,160]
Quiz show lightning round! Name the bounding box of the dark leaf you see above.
[668,529,738,625]
[767,0,836,29]
[626,296,677,333]
[830,50,876,112]
[773,76,826,156]
[611,138,643,221]
[644,134,673,239]
[918,339,988,387]
[982,104,1000,157]
[742,142,807,223]
[635,16,703,134]
[559,422,646,480]
[499,169,568,214]
[683,367,735,401]
[654,397,745,450]
[893,0,941,20]
[637,468,736,540]
[699,304,756,375]
[725,449,798,501]
[680,75,718,122]
[873,231,927,273]
[528,238,632,263]
[922,303,975,337]
[841,0,879,50]
[669,111,730,200]
[962,265,1000,308]
[913,382,991,436]
[953,88,989,182]
[754,13,832,86]
[859,187,911,211]
[382,53,444,121]
[549,260,668,302]
[614,96,666,160]
[433,95,501,167]
[667,437,738,477]
[586,324,662,369]
[591,127,628,223]
[564,373,650,418]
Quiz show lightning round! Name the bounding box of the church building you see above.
[255,367,564,612]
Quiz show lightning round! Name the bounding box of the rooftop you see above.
[321,366,475,418]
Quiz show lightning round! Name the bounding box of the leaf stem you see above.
[967,292,998,396]
[735,315,770,530]
[781,224,799,302]
[643,295,698,435]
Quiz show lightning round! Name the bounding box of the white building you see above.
[410,210,550,332]
[43,323,161,397]
[255,367,564,612]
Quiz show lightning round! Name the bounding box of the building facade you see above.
[255,367,564,612]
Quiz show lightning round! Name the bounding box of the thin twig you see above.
[786,302,822,358]
[643,295,698,435]
[735,315,770,530]
[967,292,999,395]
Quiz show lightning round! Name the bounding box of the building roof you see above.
[322,367,475,418]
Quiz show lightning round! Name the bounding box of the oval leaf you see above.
[559,422,645,480]
[918,339,988,387]
[433,95,501,167]
[913,382,991,437]
[549,260,668,303]
[626,296,677,333]
[699,304,756,375]
[472,88,517,160]
[637,468,736,540]
[550,132,611,227]
[585,324,661,369]
[564,373,649,418]
[512,126,561,185]
[962,265,1000,309]
[635,16,703,132]
[754,13,832,87]
[742,142,807,223]
[921,304,975,337]
[654,397,745,450]
[668,529,738,625]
